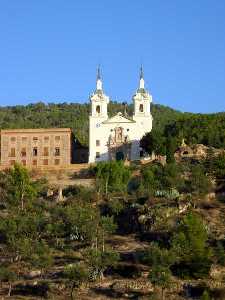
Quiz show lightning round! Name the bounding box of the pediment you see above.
[102,112,135,124]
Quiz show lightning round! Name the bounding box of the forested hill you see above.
[0,101,224,147]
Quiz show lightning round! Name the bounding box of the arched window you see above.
[96,105,101,114]
[139,104,144,112]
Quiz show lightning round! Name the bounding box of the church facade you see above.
[89,68,153,163]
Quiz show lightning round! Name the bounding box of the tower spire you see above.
[140,65,144,79]
[139,65,145,89]
[96,65,103,90]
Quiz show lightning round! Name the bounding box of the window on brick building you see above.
[43,147,49,156]
[96,140,100,146]
[33,147,38,156]
[55,147,60,156]
[43,159,48,165]
[96,152,100,158]
[55,159,60,165]
[9,148,16,157]
[21,148,26,157]
[21,160,26,166]
[33,160,37,166]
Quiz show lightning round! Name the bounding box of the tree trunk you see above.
[70,283,77,300]
[161,288,165,300]
[102,231,105,252]
[21,192,25,211]
[8,282,12,297]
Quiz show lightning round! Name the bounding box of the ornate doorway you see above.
[108,127,131,161]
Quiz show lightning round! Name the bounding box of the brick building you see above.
[0,128,71,168]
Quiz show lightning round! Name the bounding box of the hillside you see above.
[0,102,224,151]
[0,156,225,299]
[0,102,183,146]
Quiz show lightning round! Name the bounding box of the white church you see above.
[88,67,153,163]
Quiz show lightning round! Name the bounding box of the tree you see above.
[85,247,119,280]
[187,165,212,197]
[100,216,117,252]
[214,241,225,266]
[143,243,175,268]
[93,161,131,194]
[148,265,171,300]
[29,240,53,277]
[171,213,212,279]
[141,129,166,156]
[0,266,17,297]
[7,163,37,210]
[64,264,89,300]
[141,167,159,195]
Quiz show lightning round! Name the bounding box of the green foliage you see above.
[141,129,166,156]
[171,213,212,279]
[187,165,212,196]
[141,162,184,195]
[214,241,225,266]
[0,266,17,296]
[141,165,160,194]
[29,240,53,272]
[148,265,171,289]
[0,102,183,146]
[143,243,175,268]
[93,161,131,194]
[7,163,38,210]
[201,290,211,300]
[213,153,225,179]
[64,263,88,286]
[85,247,119,280]
[107,198,125,215]
[0,266,17,283]
[64,264,89,299]
[141,111,225,157]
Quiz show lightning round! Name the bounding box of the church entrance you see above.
[116,151,124,161]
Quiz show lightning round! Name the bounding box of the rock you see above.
[26,270,41,279]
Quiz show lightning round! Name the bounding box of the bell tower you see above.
[89,67,109,163]
[133,66,153,133]
[90,66,109,118]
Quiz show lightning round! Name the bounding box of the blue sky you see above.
[0,1,224,113]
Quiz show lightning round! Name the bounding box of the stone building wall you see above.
[0,128,71,168]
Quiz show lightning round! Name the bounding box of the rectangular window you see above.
[55,136,60,142]
[33,147,38,156]
[96,152,100,158]
[33,160,37,166]
[33,137,38,141]
[96,140,100,146]
[55,159,60,165]
[10,137,16,142]
[43,159,48,165]
[55,147,60,156]
[9,148,16,157]
[21,160,26,166]
[21,148,26,157]
[43,147,49,156]
[44,136,49,142]
[22,137,27,143]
